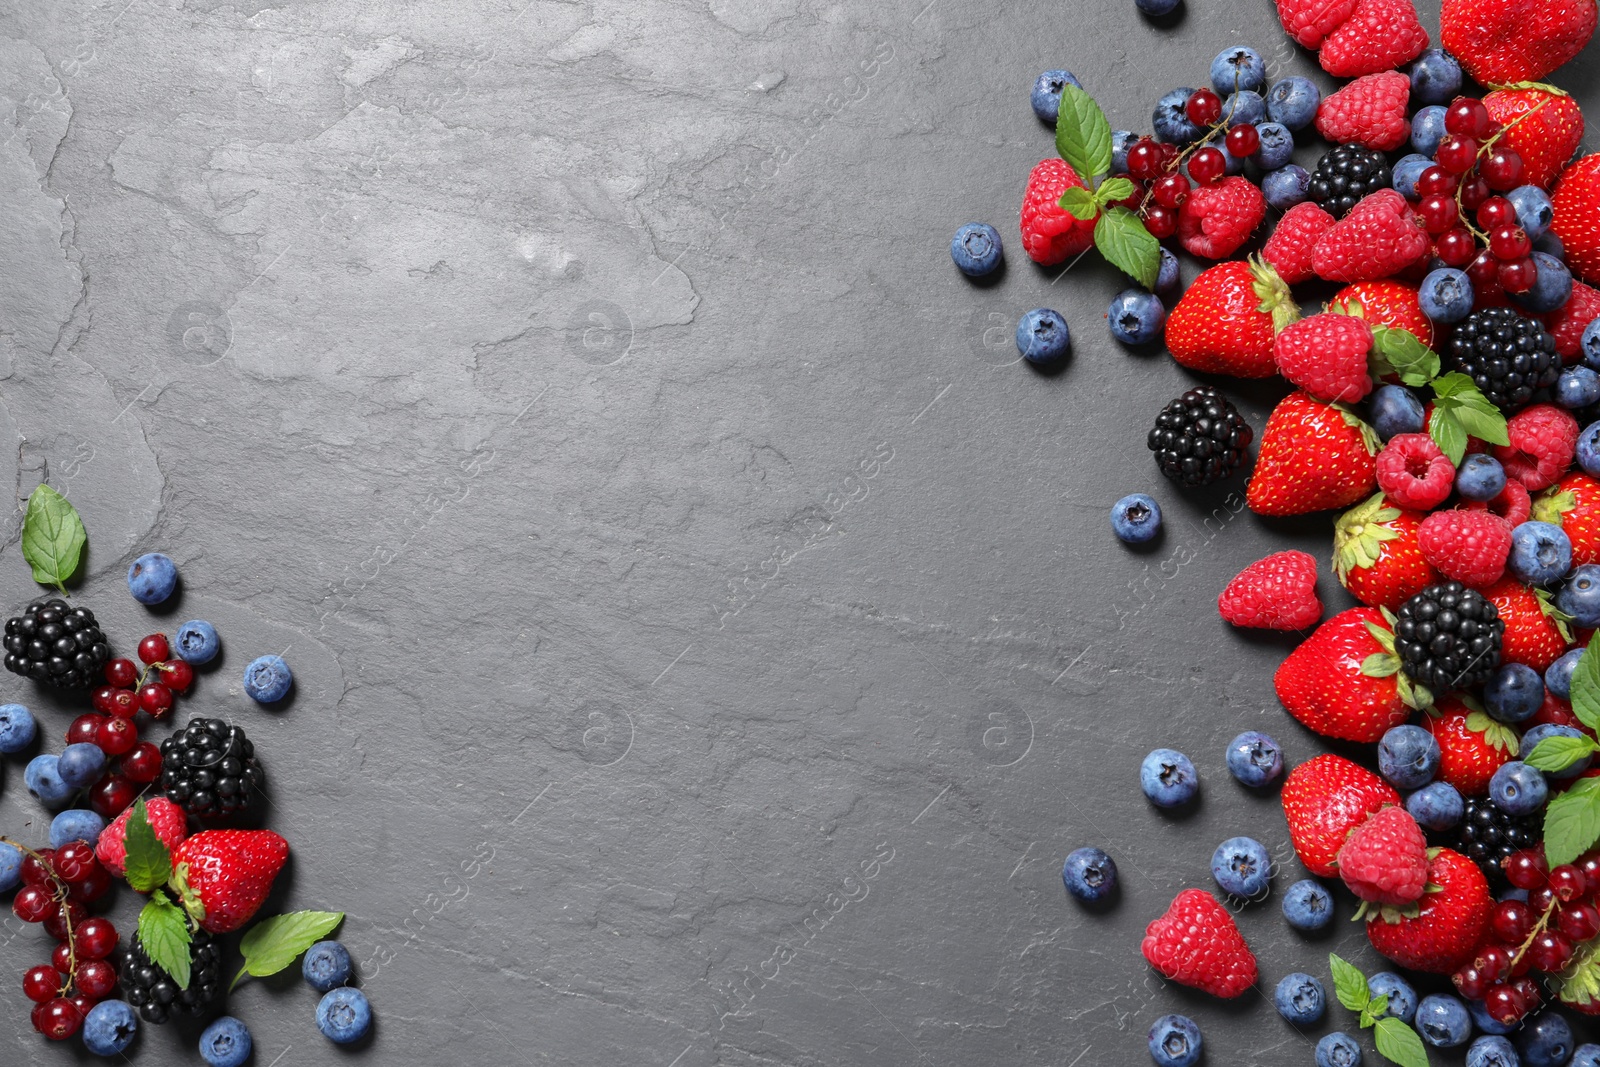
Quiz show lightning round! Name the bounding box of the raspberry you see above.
[1177,176,1266,260]
[1312,189,1431,283]
[1418,509,1513,588]
[1376,433,1455,509]
[1393,581,1504,693]
[1019,158,1096,266]
[1275,0,1358,48]
[1217,550,1323,630]
[1141,889,1258,998]
[1541,281,1600,361]
[1273,312,1373,403]
[1337,805,1429,906]
[1494,403,1578,491]
[1314,71,1413,152]
[1463,476,1532,526]
[1261,202,1336,284]
[95,796,189,877]
[158,718,265,820]
[1319,0,1431,79]
[3,600,111,688]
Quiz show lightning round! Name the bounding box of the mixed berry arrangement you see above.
[0,486,374,1060]
[957,0,1600,1064]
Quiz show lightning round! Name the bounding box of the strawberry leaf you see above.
[122,799,172,894]
[20,485,86,594]
[1053,84,1113,181]
[1329,953,1371,1014]
[1373,1015,1430,1067]
[1058,186,1099,221]
[139,891,192,990]
[231,910,345,991]
[1368,325,1440,388]
[1570,642,1600,733]
[1526,734,1600,773]
[1093,207,1159,289]
[1544,776,1600,868]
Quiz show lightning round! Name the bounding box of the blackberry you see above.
[2,599,111,688]
[1447,307,1560,413]
[1307,144,1392,218]
[1392,581,1504,694]
[1147,386,1253,487]
[159,718,264,819]
[117,927,220,1024]
[1452,795,1541,887]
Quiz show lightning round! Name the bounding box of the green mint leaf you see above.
[1525,734,1600,773]
[138,892,192,990]
[1329,953,1371,1014]
[232,910,345,991]
[1095,176,1136,205]
[1373,1016,1430,1067]
[1450,406,1510,448]
[122,799,172,894]
[1370,325,1440,388]
[1093,207,1160,289]
[1430,371,1475,399]
[1054,84,1113,181]
[1571,644,1600,733]
[1429,410,1468,466]
[20,485,86,593]
[1366,994,1390,1023]
[1057,186,1099,221]
[1544,776,1600,868]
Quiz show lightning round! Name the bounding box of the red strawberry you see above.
[1542,281,1600,362]
[1277,0,1359,46]
[1218,550,1323,630]
[1553,154,1600,286]
[1494,403,1578,491]
[1315,72,1412,153]
[1275,607,1413,743]
[1366,847,1491,973]
[1313,189,1430,283]
[1442,0,1599,85]
[1177,176,1267,260]
[1428,697,1516,795]
[1320,0,1431,77]
[171,829,289,933]
[1484,86,1585,192]
[1334,494,1440,610]
[1263,202,1337,285]
[1166,259,1298,377]
[1248,392,1379,516]
[1483,576,1570,672]
[1274,313,1375,403]
[1019,158,1096,266]
[1281,754,1401,876]
[1329,280,1436,349]
[96,797,189,878]
[1141,888,1258,998]
[1418,509,1513,587]
[1535,472,1600,565]
[1337,805,1429,906]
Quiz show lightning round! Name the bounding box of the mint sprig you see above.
[139,892,193,990]
[1054,84,1113,183]
[1051,85,1161,288]
[122,799,172,893]
[1429,371,1509,465]
[1328,954,1430,1067]
[1541,642,1600,865]
[232,910,345,990]
[20,484,86,594]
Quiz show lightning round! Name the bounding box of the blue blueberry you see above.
[1490,761,1551,814]
[1485,662,1544,723]
[1574,1044,1600,1067]
[1378,724,1440,790]
[1585,319,1600,371]
[1393,153,1432,200]
[1155,247,1180,296]
[303,939,355,991]
[1282,878,1334,931]
[1410,49,1463,104]
[1111,130,1139,175]
[950,223,1003,278]
[1273,972,1325,1025]
[1108,289,1165,345]
[1558,565,1600,628]
[1522,723,1590,778]
[1062,847,1118,903]
[1468,999,1518,1036]
[1316,1032,1364,1067]
[24,754,73,808]
[1029,69,1082,124]
[1407,781,1464,830]
[1581,422,1600,477]
[1254,122,1293,170]
[1221,89,1266,128]
[1111,493,1162,545]
[56,742,106,790]
[1153,87,1202,144]
[1457,453,1507,502]
[1508,185,1555,240]
[1368,972,1417,1023]
[1015,308,1070,364]
[1545,647,1587,698]
[1419,267,1475,323]
[1266,76,1319,130]
[1370,384,1426,441]
[1416,994,1471,1048]
[175,619,220,665]
[1136,0,1182,14]
[50,808,105,849]
[199,1015,252,1067]
[1148,1014,1202,1067]
[1141,748,1197,807]
[1225,730,1283,787]
[1511,252,1573,314]
[1263,164,1311,210]
[1560,366,1600,410]
[1411,105,1449,156]
[1509,520,1573,585]
[82,999,138,1057]
[1518,1012,1574,1067]
[1211,47,1266,94]
[1211,835,1271,898]
[1537,230,1567,259]
[243,654,293,703]
[0,702,36,754]
[317,987,373,1045]
[0,842,21,893]
[127,552,178,605]
[1467,1035,1520,1067]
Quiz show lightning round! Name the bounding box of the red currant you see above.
[51,940,75,974]
[1492,899,1534,942]
[90,686,118,714]
[13,885,58,924]
[138,682,173,718]
[1418,194,1461,234]
[107,689,137,719]
[103,658,138,688]
[74,959,116,999]
[1225,123,1260,157]
[1476,197,1516,231]
[1152,173,1190,209]
[31,998,81,1040]
[1485,983,1522,1024]
[1550,863,1588,901]
[1143,204,1177,238]
[21,849,56,888]
[42,901,87,942]
[1185,89,1222,127]
[1490,225,1533,261]
[159,658,194,694]
[1436,134,1479,173]
[1437,228,1478,267]
[1459,174,1492,211]
[1188,147,1226,185]
[1128,139,1164,182]
[52,841,96,883]
[1453,965,1490,999]
[1505,849,1549,889]
[1499,256,1539,295]
[67,866,111,904]
[1560,902,1600,941]
[1511,975,1542,1008]
[1446,97,1493,138]
[1416,166,1459,196]
[68,994,96,1020]
[1529,884,1559,915]
[1475,944,1512,981]
[137,634,169,665]
[66,713,102,746]
[121,741,162,784]
[87,774,136,819]
[22,964,59,1003]
[1482,148,1525,191]
[73,918,117,961]
[94,717,137,758]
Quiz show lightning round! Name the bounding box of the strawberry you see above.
[1275,606,1415,743]
[1141,888,1258,998]
[1337,805,1429,906]
[1315,72,1413,153]
[1427,697,1516,795]
[1248,392,1379,516]
[1365,847,1491,974]
[1313,189,1431,283]
[1442,0,1598,85]
[170,829,289,933]
[1218,550,1323,630]
[1320,0,1431,77]
[95,797,189,878]
[1178,176,1267,260]
[1495,403,1578,491]
[1334,494,1439,610]
[1165,259,1298,378]
[1277,0,1359,46]
[1263,202,1337,285]
[1281,754,1401,876]
[1482,576,1570,672]
[1019,158,1097,266]
[1484,85,1585,192]
[1542,281,1600,362]
[1535,472,1600,565]
[1274,313,1375,403]
[1553,154,1600,286]
[1329,280,1435,349]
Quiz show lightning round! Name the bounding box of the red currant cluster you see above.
[1120,89,1262,239]
[1451,847,1600,1025]
[7,839,120,1041]
[68,633,193,816]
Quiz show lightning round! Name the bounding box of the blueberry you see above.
[1558,366,1600,409]
[1518,1012,1574,1067]
[175,619,220,665]
[1407,781,1464,830]
[1545,646,1587,698]
[1111,493,1162,545]
[1457,453,1507,502]
[1368,972,1417,1023]
[0,842,21,893]
[1508,185,1555,239]
[1585,319,1600,370]
[1485,662,1544,723]
[1282,878,1334,931]
[950,223,1003,278]
[0,702,36,754]
[1029,69,1082,124]
[199,1015,252,1067]
[1108,290,1165,345]
[1392,153,1432,200]
[1254,122,1294,170]
[1211,46,1266,94]
[127,551,178,605]
[1061,846,1118,903]
[49,808,105,849]
[1537,230,1566,259]
[57,742,106,790]
[1489,760,1551,814]
[1152,87,1202,144]
[1141,748,1197,807]
[1147,1014,1201,1067]
[1262,164,1310,210]
[1378,724,1440,790]
[1316,1032,1364,1067]
[1155,247,1180,296]
[1522,722,1589,778]
[82,999,138,1057]
[304,939,355,991]
[1370,384,1426,440]
[1580,422,1600,477]
[1411,105,1449,156]
[1467,1035,1520,1067]
[1221,89,1266,128]
[1111,130,1139,175]
[1225,730,1283,787]
[1511,251,1573,314]
[317,987,373,1045]
[1274,972,1325,1025]
[1467,998,1518,1036]
[1558,565,1600,628]
[1410,49,1463,104]
[243,654,293,703]
[1266,76,1319,130]
[24,754,73,808]
[1210,835,1271,898]
[1136,0,1182,15]
[1415,993,1471,1048]
[1509,520,1573,585]
[1015,308,1070,364]
[1419,267,1475,323]
[1575,1044,1600,1067]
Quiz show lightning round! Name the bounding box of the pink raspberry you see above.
[1375,433,1455,509]
[1262,202,1337,285]
[1494,404,1579,491]
[1314,71,1412,152]
[1312,190,1431,283]
[1462,477,1533,527]
[1177,177,1267,260]
[1217,550,1323,630]
[1273,313,1374,403]
[1418,509,1513,588]
[1019,158,1096,266]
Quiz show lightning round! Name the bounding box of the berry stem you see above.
[1,835,79,995]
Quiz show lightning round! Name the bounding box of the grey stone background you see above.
[0,0,1597,1064]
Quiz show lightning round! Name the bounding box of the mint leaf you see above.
[122,799,172,893]
[138,892,192,990]
[1526,734,1600,773]
[1058,186,1099,221]
[1571,644,1600,732]
[20,485,86,593]
[232,910,345,990]
[1095,176,1136,205]
[1373,1016,1430,1067]
[1544,776,1600,867]
[1329,953,1371,1014]
[1451,406,1510,447]
[1430,411,1468,466]
[1054,84,1113,180]
[1369,326,1440,388]
[1093,207,1159,289]
[1431,371,1477,399]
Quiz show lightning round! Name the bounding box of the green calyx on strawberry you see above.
[1333,493,1439,610]
[1559,932,1600,1012]
[1357,606,1434,712]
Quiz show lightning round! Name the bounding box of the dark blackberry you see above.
[117,928,220,1024]
[1147,386,1253,487]
[1447,307,1560,413]
[1307,144,1392,218]
[159,718,264,819]
[2,599,111,688]
[1392,581,1503,694]
[1452,795,1541,887]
